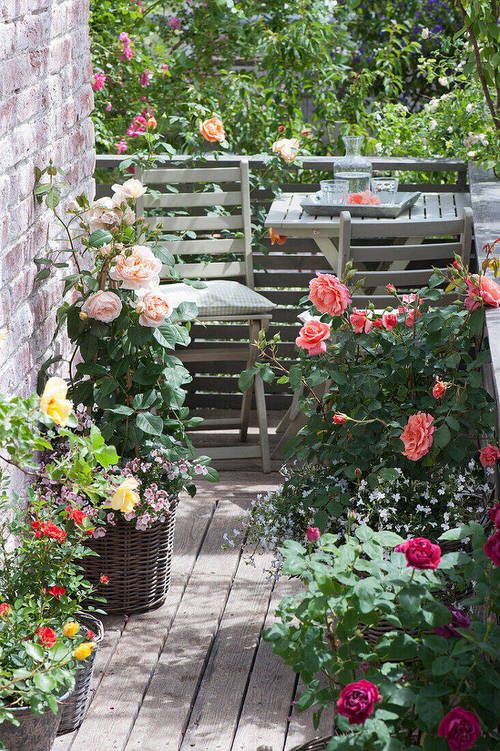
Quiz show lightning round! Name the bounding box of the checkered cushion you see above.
[159,280,275,318]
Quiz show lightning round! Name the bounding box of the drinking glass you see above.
[320,179,349,203]
[370,177,399,205]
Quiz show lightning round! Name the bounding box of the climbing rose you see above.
[116,140,128,154]
[37,626,57,648]
[479,444,500,468]
[295,319,331,355]
[337,680,381,724]
[91,72,106,91]
[272,137,300,163]
[139,69,152,87]
[63,622,80,637]
[395,537,441,570]
[464,274,500,311]
[484,529,500,566]
[73,643,94,661]
[82,291,122,324]
[199,117,225,143]
[40,377,73,427]
[136,291,172,328]
[350,308,373,334]
[438,707,481,751]
[434,607,471,638]
[306,527,320,542]
[488,503,500,528]
[110,245,162,291]
[309,273,351,316]
[31,520,67,543]
[112,178,147,204]
[400,412,435,461]
[110,477,140,514]
[48,586,66,599]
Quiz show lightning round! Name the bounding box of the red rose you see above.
[484,529,500,566]
[99,574,110,585]
[47,586,66,599]
[395,537,441,570]
[337,680,381,724]
[0,603,11,617]
[36,626,57,648]
[32,520,67,542]
[438,707,481,751]
[306,527,320,542]
[479,444,500,468]
[86,629,96,640]
[488,504,500,528]
[333,413,348,424]
[66,505,87,525]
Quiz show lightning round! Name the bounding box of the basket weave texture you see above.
[291,736,333,751]
[58,613,104,735]
[81,498,178,615]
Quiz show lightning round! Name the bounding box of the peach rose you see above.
[309,273,351,316]
[86,197,122,233]
[199,117,225,143]
[400,412,435,461]
[382,310,398,331]
[82,291,123,323]
[269,228,287,245]
[109,245,162,291]
[347,191,381,206]
[137,291,172,327]
[295,318,331,355]
[465,274,500,311]
[350,308,374,334]
[112,178,147,205]
[272,137,300,163]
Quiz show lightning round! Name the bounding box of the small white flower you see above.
[429,118,438,131]
[466,103,474,113]
[438,76,448,87]
[421,27,430,39]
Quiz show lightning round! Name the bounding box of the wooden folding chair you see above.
[137,158,274,472]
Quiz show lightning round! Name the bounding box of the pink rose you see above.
[484,529,500,565]
[400,412,435,461]
[349,308,374,334]
[381,310,398,331]
[479,444,500,468]
[308,273,351,316]
[109,245,162,291]
[306,526,320,542]
[465,274,500,311]
[488,503,500,528]
[395,537,441,570]
[137,291,172,327]
[116,140,128,154]
[92,72,106,91]
[81,291,122,323]
[438,707,481,751]
[337,680,381,725]
[295,319,331,355]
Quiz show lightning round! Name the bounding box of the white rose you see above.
[86,197,122,233]
[112,179,147,205]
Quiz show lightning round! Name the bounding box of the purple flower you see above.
[168,15,182,30]
[434,608,471,638]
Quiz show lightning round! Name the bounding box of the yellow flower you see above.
[110,477,140,514]
[73,642,95,661]
[40,377,73,426]
[63,621,80,638]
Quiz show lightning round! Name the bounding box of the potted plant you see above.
[265,515,500,750]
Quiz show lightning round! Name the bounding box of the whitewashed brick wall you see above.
[0,0,95,395]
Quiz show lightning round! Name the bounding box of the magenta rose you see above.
[336,680,381,725]
[438,707,481,751]
[434,607,471,638]
[306,526,320,542]
[484,529,500,566]
[395,537,441,570]
[488,503,500,528]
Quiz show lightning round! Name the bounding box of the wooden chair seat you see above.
[159,279,275,319]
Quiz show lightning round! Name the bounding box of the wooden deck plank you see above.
[231,577,299,751]
[67,490,218,751]
[284,679,334,751]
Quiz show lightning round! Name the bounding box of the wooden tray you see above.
[300,191,422,218]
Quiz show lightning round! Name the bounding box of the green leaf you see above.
[136,412,164,436]
[431,656,454,676]
[88,229,113,248]
[239,366,257,393]
[33,672,57,692]
[106,405,134,416]
[24,642,45,662]
[434,424,451,448]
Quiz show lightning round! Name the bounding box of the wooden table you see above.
[265,191,470,272]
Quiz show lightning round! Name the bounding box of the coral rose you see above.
[395,537,441,570]
[381,310,398,331]
[0,603,11,617]
[111,178,147,205]
[488,503,500,528]
[309,273,351,316]
[137,291,172,327]
[272,137,300,163]
[199,116,225,143]
[295,319,331,355]
[110,245,162,291]
[400,412,435,461]
[40,377,73,427]
[110,477,140,514]
[484,529,500,565]
[432,377,449,399]
[438,707,481,751]
[347,191,381,206]
[465,274,500,311]
[337,680,381,725]
[269,228,287,245]
[82,291,122,324]
[350,308,374,334]
[306,526,320,542]
[479,444,500,468]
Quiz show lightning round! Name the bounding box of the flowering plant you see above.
[265,519,500,749]
[241,264,497,484]
[36,166,215,479]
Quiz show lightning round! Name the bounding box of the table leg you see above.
[313,236,339,272]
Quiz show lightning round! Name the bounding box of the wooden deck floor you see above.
[55,472,333,751]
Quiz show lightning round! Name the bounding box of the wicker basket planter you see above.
[81,498,178,615]
[291,735,334,751]
[0,689,71,751]
[57,613,104,736]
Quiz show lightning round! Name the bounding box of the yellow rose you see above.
[40,377,73,426]
[110,477,140,514]
[63,621,80,638]
[73,642,95,661]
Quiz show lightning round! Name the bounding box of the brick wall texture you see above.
[0,0,95,396]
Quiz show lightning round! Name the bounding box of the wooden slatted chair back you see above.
[137,159,254,287]
[338,206,473,308]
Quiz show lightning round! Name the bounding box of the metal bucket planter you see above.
[57,613,104,735]
[81,499,178,615]
[0,689,71,751]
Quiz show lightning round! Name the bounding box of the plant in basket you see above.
[264,517,500,750]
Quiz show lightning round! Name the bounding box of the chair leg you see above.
[254,372,271,473]
[239,320,260,442]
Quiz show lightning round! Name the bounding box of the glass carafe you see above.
[334,136,372,194]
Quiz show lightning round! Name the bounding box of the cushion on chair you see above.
[159,280,276,318]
